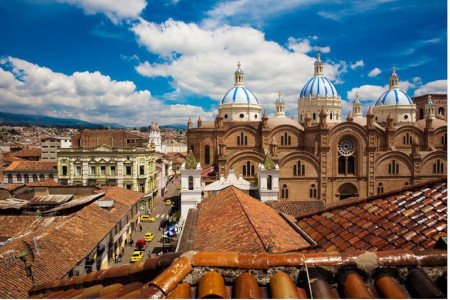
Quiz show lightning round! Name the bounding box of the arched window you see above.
[433,159,444,174]
[293,160,305,176]
[438,107,445,116]
[190,145,194,153]
[312,113,316,120]
[309,184,317,199]
[243,161,254,176]
[244,136,248,145]
[442,133,447,146]
[330,112,333,120]
[267,175,272,190]
[388,159,400,174]
[39,174,45,181]
[288,136,291,145]
[49,174,54,180]
[419,108,424,119]
[24,174,29,183]
[238,132,248,146]
[251,165,255,176]
[188,176,194,190]
[242,165,246,176]
[32,174,37,182]
[338,137,356,176]
[403,133,413,145]
[377,183,384,194]
[237,136,240,145]
[17,174,22,182]
[281,184,288,199]
[204,145,210,164]
[7,174,12,183]
[281,136,284,145]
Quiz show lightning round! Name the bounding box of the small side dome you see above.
[221,86,259,104]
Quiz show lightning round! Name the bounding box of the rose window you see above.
[338,137,355,156]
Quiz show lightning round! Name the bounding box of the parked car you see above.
[141,215,156,222]
[144,232,155,242]
[135,239,147,250]
[130,251,144,263]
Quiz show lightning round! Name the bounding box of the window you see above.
[377,183,384,194]
[110,166,116,176]
[442,133,447,146]
[293,160,305,176]
[204,145,210,164]
[190,145,194,153]
[24,174,29,183]
[139,165,145,175]
[126,184,132,190]
[224,114,228,119]
[313,113,316,120]
[281,132,292,146]
[419,108,424,119]
[62,165,68,176]
[100,166,106,176]
[330,112,333,120]
[403,133,413,145]
[438,107,445,116]
[242,161,255,176]
[404,115,409,120]
[125,165,132,176]
[32,174,37,182]
[281,184,288,199]
[17,174,22,182]
[49,174,54,180]
[39,174,45,180]
[75,166,81,176]
[388,159,400,174]
[338,137,356,175]
[254,114,258,119]
[300,114,303,122]
[7,174,12,183]
[188,176,194,190]
[90,166,96,175]
[433,159,444,174]
[237,132,248,146]
[239,113,245,118]
[267,175,272,190]
[309,184,317,199]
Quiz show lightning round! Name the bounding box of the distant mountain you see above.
[0,111,125,129]
[160,124,187,130]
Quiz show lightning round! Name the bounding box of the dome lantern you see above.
[275,91,285,116]
[314,49,324,76]
[234,61,244,86]
[388,65,399,90]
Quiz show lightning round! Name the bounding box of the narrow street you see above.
[117,175,181,265]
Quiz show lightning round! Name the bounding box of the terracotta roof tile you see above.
[4,161,56,172]
[297,179,447,252]
[194,187,311,253]
[266,199,325,218]
[12,148,41,158]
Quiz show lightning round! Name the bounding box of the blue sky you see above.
[0,0,447,126]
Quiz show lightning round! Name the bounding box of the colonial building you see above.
[149,122,163,152]
[57,130,158,213]
[187,54,447,205]
[2,161,57,184]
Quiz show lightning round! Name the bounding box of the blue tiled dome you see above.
[299,76,338,99]
[221,86,259,104]
[375,90,412,106]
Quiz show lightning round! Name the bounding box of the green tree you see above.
[263,153,275,170]
[185,150,197,169]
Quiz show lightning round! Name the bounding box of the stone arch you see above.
[328,124,367,177]
[225,150,265,176]
[419,151,447,175]
[393,126,424,148]
[375,151,413,176]
[338,183,359,200]
[278,151,320,177]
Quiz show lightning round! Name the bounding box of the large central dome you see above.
[300,76,338,99]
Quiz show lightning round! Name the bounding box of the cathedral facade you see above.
[187,53,447,205]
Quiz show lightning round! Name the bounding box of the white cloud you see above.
[131,19,345,115]
[0,57,213,126]
[368,67,381,77]
[413,80,448,96]
[56,0,147,23]
[287,37,331,54]
[350,60,364,70]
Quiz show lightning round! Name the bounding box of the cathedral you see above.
[186,51,447,205]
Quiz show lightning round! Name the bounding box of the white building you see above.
[149,122,163,153]
[180,161,202,220]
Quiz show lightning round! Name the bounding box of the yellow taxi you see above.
[176,186,181,190]
[165,199,172,206]
[130,250,144,263]
[144,232,155,242]
[140,215,156,222]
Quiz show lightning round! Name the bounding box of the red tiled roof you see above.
[29,249,447,299]
[12,148,41,158]
[194,187,311,253]
[98,186,144,207]
[1,183,25,192]
[4,161,57,172]
[297,179,447,252]
[266,199,325,218]
[2,152,26,163]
